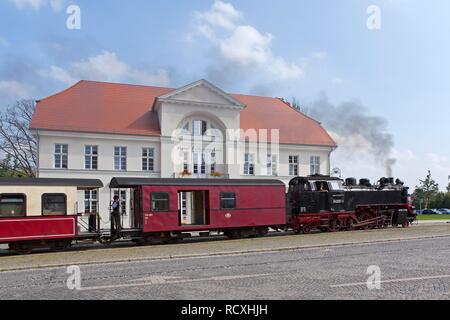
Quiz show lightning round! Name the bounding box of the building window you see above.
[142,148,154,171]
[84,190,98,213]
[210,150,216,175]
[193,152,206,175]
[42,194,67,216]
[183,151,189,172]
[289,156,299,176]
[193,120,207,136]
[54,144,68,169]
[220,193,236,209]
[0,194,26,217]
[85,145,98,170]
[181,122,190,134]
[151,193,170,212]
[267,154,278,176]
[243,154,254,175]
[310,156,321,175]
[114,147,127,171]
[113,190,126,214]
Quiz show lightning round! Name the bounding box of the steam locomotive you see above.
[0,175,416,254]
[287,175,415,233]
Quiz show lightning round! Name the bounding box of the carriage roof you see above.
[110,177,285,188]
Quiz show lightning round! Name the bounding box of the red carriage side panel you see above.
[210,185,286,228]
[141,184,286,233]
[0,216,77,244]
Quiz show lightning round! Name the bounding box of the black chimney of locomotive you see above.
[345,177,357,186]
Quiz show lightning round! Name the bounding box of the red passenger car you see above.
[109,178,286,242]
[0,178,103,253]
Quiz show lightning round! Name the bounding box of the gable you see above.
[157,79,245,109]
[167,84,232,105]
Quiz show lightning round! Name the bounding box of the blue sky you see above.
[0,0,449,189]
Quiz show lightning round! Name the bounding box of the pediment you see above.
[157,79,245,110]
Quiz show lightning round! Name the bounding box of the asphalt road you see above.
[0,235,449,300]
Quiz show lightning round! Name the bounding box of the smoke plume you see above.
[307,94,397,177]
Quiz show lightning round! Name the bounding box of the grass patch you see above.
[417,214,450,221]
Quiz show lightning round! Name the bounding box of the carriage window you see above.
[0,194,26,217]
[151,193,170,212]
[220,193,236,209]
[42,194,67,216]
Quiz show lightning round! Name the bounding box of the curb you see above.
[1,233,450,273]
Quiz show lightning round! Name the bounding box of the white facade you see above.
[33,80,334,228]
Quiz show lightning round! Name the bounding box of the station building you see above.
[30,79,336,228]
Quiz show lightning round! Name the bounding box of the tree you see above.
[414,170,439,209]
[0,99,37,177]
[447,177,450,193]
[429,191,450,209]
[290,98,310,115]
[0,154,22,177]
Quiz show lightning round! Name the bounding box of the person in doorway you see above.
[319,182,329,192]
[111,195,122,236]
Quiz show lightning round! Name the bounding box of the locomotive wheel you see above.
[329,219,340,232]
[359,213,372,230]
[302,226,311,234]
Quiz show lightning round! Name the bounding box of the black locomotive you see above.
[287,175,415,233]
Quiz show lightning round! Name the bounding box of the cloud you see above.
[195,0,242,31]
[46,65,75,84]
[42,51,171,86]
[191,1,303,80]
[8,0,65,12]
[220,26,272,65]
[0,80,34,101]
[49,0,65,12]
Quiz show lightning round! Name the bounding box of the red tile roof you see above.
[30,80,336,147]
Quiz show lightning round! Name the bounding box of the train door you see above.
[131,188,142,229]
[178,191,208,226]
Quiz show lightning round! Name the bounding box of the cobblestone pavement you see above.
[0,224,450,272]
[0,236,449,300]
